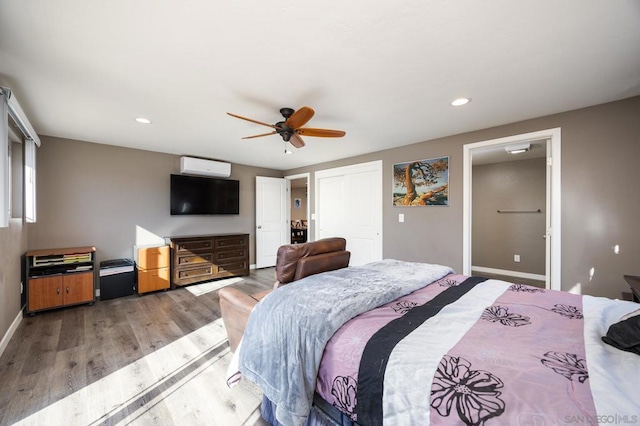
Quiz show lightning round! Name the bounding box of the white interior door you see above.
[256,176,290,268]
[315,161,382,266]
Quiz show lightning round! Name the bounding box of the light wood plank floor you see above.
[0,268,275,426]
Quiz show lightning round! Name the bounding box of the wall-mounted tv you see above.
[170,174,240,215]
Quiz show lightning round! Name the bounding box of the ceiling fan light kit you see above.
[227,106,345,149]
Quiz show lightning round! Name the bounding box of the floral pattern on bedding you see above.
[331,376,358,419]
[317,277,599,425]
[431,355,505,426]
[540,351,589,383]
[480,305,531,327]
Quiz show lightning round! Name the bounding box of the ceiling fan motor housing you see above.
[274,121,293,141]
[279,107,295,119]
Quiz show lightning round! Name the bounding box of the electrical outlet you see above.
[399,213,405,223]
[514,254,520,262]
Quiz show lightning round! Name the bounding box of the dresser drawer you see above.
[216,260,249,275]
[175,238,214,253]
[177,252,213,266]
[177,265,214,281]
[214,247,247,261]
[214,235,247,249]
[137,246,170,269]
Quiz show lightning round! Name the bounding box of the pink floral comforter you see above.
[315,274,640,425]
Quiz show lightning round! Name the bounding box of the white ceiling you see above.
[1,1,639,171]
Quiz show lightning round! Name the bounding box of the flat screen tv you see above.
[170,174,239,215]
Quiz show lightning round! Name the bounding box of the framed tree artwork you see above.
[393,156,449,206]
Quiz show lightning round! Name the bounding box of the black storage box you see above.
[100,258,135,300]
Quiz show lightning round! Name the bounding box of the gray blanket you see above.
[238,259,453,425]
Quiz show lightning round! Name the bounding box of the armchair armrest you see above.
[219,287,270,352]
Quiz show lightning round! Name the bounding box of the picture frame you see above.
[294,198,302,209]
[392,156,449,206]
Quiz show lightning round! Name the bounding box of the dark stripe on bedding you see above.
[355,276,487,426]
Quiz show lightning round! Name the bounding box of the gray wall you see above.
[28,136,283,263]
[472,158,546,274]
[287,96,640,300]
[0,219,27,349]
[0,142,27,350]
[2,95,639,344]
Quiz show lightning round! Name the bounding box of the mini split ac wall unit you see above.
[180,157,231,178]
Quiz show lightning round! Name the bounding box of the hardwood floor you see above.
[0,268,275,426]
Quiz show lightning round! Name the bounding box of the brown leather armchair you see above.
[219,237,351,352]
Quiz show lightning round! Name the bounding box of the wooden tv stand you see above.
[167,234,249,287]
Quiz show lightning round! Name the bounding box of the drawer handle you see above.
[57,287,60,295]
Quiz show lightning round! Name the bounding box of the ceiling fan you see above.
[226,106,346,149]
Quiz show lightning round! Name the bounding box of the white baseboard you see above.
[471,266,546,282]
[0,310,23,359]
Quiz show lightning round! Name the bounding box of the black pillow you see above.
[602,313,640,355]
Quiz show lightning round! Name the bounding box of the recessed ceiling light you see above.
[135,117,152,124]
[451,98,471,107]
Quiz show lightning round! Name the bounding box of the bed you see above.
[225,242,640,426]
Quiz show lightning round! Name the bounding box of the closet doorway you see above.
[463,128,561,290]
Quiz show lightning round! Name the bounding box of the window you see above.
[0,93,9,227]
[0,86,40,227]
[11,141,23,219]
[25,139,36,223]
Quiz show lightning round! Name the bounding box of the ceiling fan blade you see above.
[241,131,277,139]
[286,106,315,129]
[297,128,346,138]
[289,134,306,148]
[227,112,280,130]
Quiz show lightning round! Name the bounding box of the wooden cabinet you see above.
[24,246,96,315]
[28,275,63,312]
[61,272,95,304]
[168,234,249,287]
[136,246,170,294]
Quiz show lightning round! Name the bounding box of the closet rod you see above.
[497,209,541,213]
